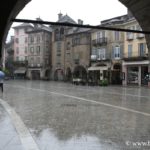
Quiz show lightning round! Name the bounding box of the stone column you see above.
[138,66,141,86]
[146,36,150,88]
[122,64,127,86]
[100,70,103,80]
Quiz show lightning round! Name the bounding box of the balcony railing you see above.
[92,38,107,46]
[123,52,148,60]
[136,33,145,39]
[28,63,43,67]
[91,53,110,61]
[126,34,134,40]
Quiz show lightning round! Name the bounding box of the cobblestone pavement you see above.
[0,80,150,150]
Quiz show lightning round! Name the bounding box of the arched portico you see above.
[1,0,150,65]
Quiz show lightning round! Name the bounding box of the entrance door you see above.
[31,70,40,80]
[111,63,122,85]
[127,67,138,85]
[141,66,148,85]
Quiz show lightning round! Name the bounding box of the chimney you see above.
[78,19,83,25]
[58,12,63,20]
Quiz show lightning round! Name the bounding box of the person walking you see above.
[0,68,5,92]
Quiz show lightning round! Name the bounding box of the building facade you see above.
[89,15,128,85]
[89,29,110,85]
[27,18,52,80]
[122,18,149,86]
[65,27,91,82]
[4,36,14,76]
[13,23,33,61]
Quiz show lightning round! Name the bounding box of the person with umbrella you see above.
[0,68,5,92]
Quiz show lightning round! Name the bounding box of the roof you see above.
[27,17,52,33]
[58,14,76,24]
[27,25,52,33]
[101,14,130,26]
[67,27,90,35]
[13,23,33,29]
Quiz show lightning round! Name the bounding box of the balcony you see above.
[91,53,110,62]
[92,38,107,46]
[123,52,148,61]
[126,34,134,40]
[136,33,145,39]
[28,63,43,68]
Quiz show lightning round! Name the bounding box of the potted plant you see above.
[99,78,108,86]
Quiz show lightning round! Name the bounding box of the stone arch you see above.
[73,65,87,80]
[1,0,150,63]
[0,0,31,58]
[54,68,64,81]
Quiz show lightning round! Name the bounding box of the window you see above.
[97,31,105,39]
[30,57,34,63]
[128,44,132,57]
[30,47,34,53]
[60,27,64,35]
[127,26,135,40]
[16,47,19,54]
[92,48,97,55]
[37,57,40,63]
[66,42,70,50]
[30,35,34,43]
[138,43,145,56]
[55,29,59,40]
[45,46,49,53]
[57,53,61,56]
[114,31,120,41]
[25,47,28,54]
[37,35,40,43]
[114,46,120,59]
[97,48,106,60]
[25,37,28,43]
[57,42,61,52]
[36,46,40,54]
[72,35,80,46]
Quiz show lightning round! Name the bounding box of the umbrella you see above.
[0,71,5,79]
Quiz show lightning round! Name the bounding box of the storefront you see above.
[14,67,26,79]
[122,60,150,86]
[88,66,109,85]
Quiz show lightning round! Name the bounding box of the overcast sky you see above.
[7,0,127,41]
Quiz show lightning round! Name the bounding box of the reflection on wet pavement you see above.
[0,104,24,150]
[2,80,150,150]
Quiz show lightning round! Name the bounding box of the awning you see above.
[88,66,108,71]
[14,69,26,74]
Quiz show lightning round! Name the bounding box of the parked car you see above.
[72,78,86,85]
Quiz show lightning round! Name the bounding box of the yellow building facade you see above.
[122,18,149,86]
